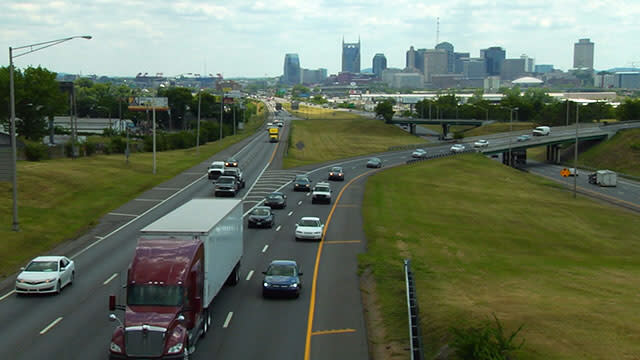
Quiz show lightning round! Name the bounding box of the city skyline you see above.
[1,0,639,77]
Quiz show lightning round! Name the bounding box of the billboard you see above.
[128,97,169,111]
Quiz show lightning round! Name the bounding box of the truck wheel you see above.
[183,341,190,360]
[201,308,211,337]
[226,263,240,286]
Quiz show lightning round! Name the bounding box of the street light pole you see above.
[574,103,579,198]
[197,89,201,154]
[8,35,91,232]
[220,90,224,141]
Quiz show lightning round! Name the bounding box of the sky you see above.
[1,0,639,78]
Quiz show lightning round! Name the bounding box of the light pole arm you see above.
[11,35,92,59]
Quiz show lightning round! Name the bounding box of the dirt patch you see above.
[296,141,305,150]
[360,267,408,360]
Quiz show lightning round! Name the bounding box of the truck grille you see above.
[125,327,165,358]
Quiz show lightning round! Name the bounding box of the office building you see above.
[424,49,448,82]
[301,68,327,85]
[501,58,526,80]
[573,38,594,69]
[454,52,470,74]
[415,48,427,74]
[535,64,554,73]
[283,53,301,84]
[463,58,486,79]
[480,46,506,76]
[342,38,361,73]
[406,46,416,69]
[615,72,640,89]
[372,53,387,78]
[435,42,455,73]
[520,54,535,73]
[381,68,403,85]
[391,73,424,89]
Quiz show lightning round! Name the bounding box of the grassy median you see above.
[283,103,365,120]
[360,154,640,359]
[0,106,265,279]
[283,117,424,168]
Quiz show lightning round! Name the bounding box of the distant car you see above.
[295,217,324,241]
[224,158,239,167]
[450,144,466,153]
[277,122,284,128]
[328,166,344,181]
[223,168,245,189]
[266,122,273,128]
[517,134,532,142]
[264,192,287,209]
[568,168,579,176]
[473,139,489,148]
[214,176,238,197]
[262,260,303,298]
[532,126,551,136]
[311,182,332,204]
[411,149,427,158]
[208,161,225,180]
[293,175,312,192]
[15,256,75,295]
[248,206,275,228]
[366,157,383,168]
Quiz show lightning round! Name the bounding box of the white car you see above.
[473,139,490,148]
[450,144,465,153]
[295,217,324,241]
[411,149,427,158]
[16,256,75,295]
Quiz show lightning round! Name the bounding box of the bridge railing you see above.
[404,259,424,360]
[406,149,476,164]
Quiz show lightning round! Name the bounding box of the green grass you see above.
[360,154,640,360]
[578,128,640,177]
[283,103,365,120]
[0,105,266,278]
[283,118,424,168]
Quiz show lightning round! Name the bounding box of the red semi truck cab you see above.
[108,199,243,359]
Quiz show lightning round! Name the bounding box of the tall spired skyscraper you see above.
[342,37,361,73]
[283,53,300,84]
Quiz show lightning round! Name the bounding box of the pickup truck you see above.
[223,168,246,189]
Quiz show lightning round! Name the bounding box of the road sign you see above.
[128,97,169,111]
[223,87,232,93]
[561,168,570,177]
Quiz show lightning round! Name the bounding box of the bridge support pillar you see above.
[441,123,450,137]
[503,149,527,167]
[545,145,561,164]
[410,124,416,135]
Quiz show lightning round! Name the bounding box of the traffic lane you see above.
[0,126,276,357]
[523,162,640,208]
[310,173,371,360]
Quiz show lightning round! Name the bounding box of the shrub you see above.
[23,140,49,161]
[64,140,82,157]
[109,136,127,154]
[84,139,98,156]
[450,314,524,360]
[454,131,465,140]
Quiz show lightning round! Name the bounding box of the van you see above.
[532,126,551,136]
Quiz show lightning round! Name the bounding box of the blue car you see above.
[262,260,303,298]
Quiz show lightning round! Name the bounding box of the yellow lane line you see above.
[311,328,357,336]
[304,169,377,360]
[323,240,362,244]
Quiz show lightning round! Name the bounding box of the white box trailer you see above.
[596,170,617,187]
[139,198,243,306]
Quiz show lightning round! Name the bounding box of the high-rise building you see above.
[535,64,554,73]
[301,68,327,84]
[406,46,416,69]
[372,53,387,78]
[415,48,427,74]
[435,42,455,73]
[520,54,535,73]
[342,38,361,73]
[480,47,506,76]
[424,49,448,83]
[454,52,470,74]
[573,38,594,69]
[501,59,526,80]
[283,53,301,84]
[463,58,486,78]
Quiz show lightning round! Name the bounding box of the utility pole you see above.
[574,103,579,198]
[153,103,157,175]
[197,89,201,154]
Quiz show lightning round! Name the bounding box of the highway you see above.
[1,102,638,360]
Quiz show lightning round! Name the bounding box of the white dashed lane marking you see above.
[262,245,269,253]
[40,317,63,335]
[246,270,254,281]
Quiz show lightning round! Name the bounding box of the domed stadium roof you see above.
[512,76,544,84]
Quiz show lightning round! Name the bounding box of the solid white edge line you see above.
[262,245,269,253]
[246,270,254,281]
[40,317,63,335]
[107,212,138,217]
[103,273,118,285]
[223,312,233,328]
[134,199,163,202]
[0,290,15,301]
[275,225,281,232]
[71,124,268,260]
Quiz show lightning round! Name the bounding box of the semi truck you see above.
[275,102,282,111]
[108,199,243,359]
[268,127,279,143]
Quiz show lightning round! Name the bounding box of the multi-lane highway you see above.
[1,103,638,360]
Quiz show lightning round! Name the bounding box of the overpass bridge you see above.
[390,118,491,137]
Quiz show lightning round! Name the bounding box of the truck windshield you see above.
[127,285,184,306]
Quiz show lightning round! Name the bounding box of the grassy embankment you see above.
[360,154,640,359]
[282,106,424,169]
[577,128,640,177]
[283,102,365,120]
[0,103,266,278]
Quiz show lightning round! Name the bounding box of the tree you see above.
[0,66,67,140]
[375,100,394,123]
[616,98,640,121]
[157,87,194,130]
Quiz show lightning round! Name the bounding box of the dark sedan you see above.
[262,260,303,298]
[248,206,275,228]
[224,158,239,167]
[293,175,312,192]
[366,157,382,168]
[264,192,287,209]
[328,166,344,181]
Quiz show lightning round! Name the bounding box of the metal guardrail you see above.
[406,149,476,164]
[404,259,424,360]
